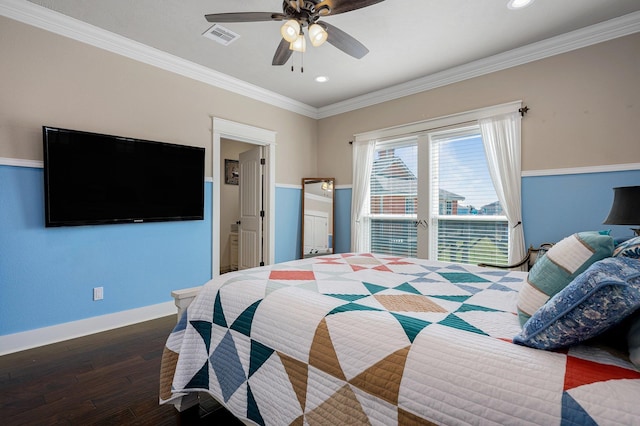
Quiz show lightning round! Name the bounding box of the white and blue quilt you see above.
[160,253,640,425]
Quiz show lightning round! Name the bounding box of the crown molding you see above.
[2,0,639,120]
[317,11,640,118]
[0,0,318,118]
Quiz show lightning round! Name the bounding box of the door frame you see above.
[211,117,276,277]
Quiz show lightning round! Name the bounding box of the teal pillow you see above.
[517,231,614,326]
[514,257,640,350]
[614,236,640,259]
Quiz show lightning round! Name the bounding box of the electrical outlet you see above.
[93,286,104,301]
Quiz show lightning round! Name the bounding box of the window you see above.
[353,101,523,266]
[366,127,508,266]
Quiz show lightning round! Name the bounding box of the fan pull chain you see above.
[290,51,304,73]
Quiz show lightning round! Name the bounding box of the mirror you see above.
[302,178,335,258]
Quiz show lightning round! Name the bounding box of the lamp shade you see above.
[308,24,328,47]
[280,20,300,43]
[290,34,306,52]
[603,186,640,225]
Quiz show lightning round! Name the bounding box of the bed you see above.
[159,252,640,425]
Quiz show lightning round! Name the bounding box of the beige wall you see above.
[2,15,638,189]
[0,16,317,184]
[317,33,640,184]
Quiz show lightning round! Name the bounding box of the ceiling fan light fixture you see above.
[308,24,328,47]
[290,34,306,52]
[280,19,300,42]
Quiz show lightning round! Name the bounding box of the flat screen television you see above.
[43,126,205,227]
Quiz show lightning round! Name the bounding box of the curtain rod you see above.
[349,105,530,144]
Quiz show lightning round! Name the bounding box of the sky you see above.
[392,134,500,209]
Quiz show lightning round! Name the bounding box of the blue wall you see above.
[522,169,640,246]
[2,165,638,336]
[334,188,352,254]
[274,186,302,263]
[273,186,352,262]
[0,165,212,335]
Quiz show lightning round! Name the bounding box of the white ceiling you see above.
[18,0,640,111]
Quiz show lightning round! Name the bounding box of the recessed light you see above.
[315,76,329,83]
[507,0,534,10]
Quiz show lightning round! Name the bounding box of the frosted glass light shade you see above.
[280,20,300,43]
[290,35,306,52]
[308,24,328,47]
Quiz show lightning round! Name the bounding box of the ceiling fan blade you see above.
[315,0,385,15]
[320,21,369,59]
[205,12,285,23]
[272,38,293,66]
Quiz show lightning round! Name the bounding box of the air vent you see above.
[203,24,240,46]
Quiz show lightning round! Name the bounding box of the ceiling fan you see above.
[205,0,385,66]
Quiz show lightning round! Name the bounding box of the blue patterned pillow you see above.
[614,236,640,259]
[514,257,640,350]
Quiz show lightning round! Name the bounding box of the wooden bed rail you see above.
[171,286,202,319]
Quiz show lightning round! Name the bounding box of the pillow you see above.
[513,257,640,350]
[628,314,640,369]
[517,231,614,326]
[613,236,640,259]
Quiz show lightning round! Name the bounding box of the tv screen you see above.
[43,126,205,227]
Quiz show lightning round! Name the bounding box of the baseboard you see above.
[0,301,176,356]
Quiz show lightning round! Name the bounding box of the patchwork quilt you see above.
[160,253,640,425]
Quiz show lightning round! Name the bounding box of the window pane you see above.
[370,140,418,257]
[430,129,508,265]
[432,132,502,216]
[371,219,417,257]
[436,218,508,265]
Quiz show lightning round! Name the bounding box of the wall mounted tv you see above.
[43,126,205,227]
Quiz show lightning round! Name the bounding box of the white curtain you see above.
[479,112,526,269]
[350,139,376,252]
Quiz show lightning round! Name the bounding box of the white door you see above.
[313,217,329,252]
[304,211,329,255]
[238,146,263,269]
[303,214,314,255]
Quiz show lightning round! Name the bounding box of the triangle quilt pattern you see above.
[161,253,640,425]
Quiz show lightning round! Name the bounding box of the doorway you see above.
[219,138,256,273]
[211,118,276,278]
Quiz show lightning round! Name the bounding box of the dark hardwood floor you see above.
[0,315,244,425]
